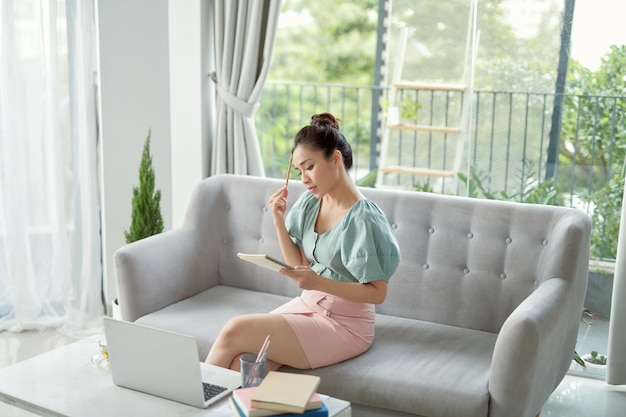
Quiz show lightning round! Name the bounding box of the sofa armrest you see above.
[113,227,217,322]
[488,278,571,417]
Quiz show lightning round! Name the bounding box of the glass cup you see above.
[91,337,110,370]
[240,353,267,388]
[99,339,109,361]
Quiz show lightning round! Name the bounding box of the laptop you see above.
[102,317,241,408]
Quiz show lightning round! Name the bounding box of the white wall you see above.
[168,0,211,225]
[97,0,207,308]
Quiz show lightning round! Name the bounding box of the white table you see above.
[0,339,351,417]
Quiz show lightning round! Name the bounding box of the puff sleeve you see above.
[340,200,400,283]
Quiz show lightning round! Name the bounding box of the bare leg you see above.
[205,313,311,370]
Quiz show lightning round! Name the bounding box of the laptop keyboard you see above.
[202,382,228,401]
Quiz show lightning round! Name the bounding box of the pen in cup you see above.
[243,335,270,388]
[256,335,271,363]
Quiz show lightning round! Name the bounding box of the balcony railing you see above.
[256,81,380,181]
[256,81,625,260]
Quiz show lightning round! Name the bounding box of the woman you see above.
[205,112,400,371]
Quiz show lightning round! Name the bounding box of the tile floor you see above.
[0,326,625,416]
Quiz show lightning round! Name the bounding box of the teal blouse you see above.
[285,191,401,284]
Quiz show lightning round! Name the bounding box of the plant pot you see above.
[581,353,607,369]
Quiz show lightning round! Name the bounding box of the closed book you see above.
[232,386,323,417]
[230,396,328,417]
[250,371,321,414]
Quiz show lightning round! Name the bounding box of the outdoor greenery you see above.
[457,161,558,205]
[260,0,381,178]
[124,130,164,244]
[260,1,625,260]
[270,0,378,85]
[561,45,626,259]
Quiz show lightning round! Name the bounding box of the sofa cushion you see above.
[135,286,292,358]
[283,314,496,417]
[134,285,493,417]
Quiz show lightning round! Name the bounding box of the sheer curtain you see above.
[209,0,282,175]
[607,183,626,384]
[0,0,103,336]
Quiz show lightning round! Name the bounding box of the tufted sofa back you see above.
[184,174,590,334]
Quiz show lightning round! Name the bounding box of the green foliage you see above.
[457,167,498,200]
[573,350,585,368]
[264,0,566,183]
[399,95,422,121]
[124,130,164,244]
[458,161,557,205]
[412,182,434,193]
[256,84,374,178]
[270,0,378,85]
[390,0,559,92]
[562,45,626,259]
[356,169,378,187]
[583,173,624,259]
[259,16,381,180]
[587,351,607,366]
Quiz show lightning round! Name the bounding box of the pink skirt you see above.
[270,290,375,369]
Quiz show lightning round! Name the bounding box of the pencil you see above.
[285,153,293,189]
[244,335,271,387]
[256,335,271,363]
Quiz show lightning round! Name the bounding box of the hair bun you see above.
[310,113,340,130]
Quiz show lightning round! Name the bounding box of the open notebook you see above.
[237,253,294,272]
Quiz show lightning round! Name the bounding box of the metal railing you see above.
[256,81,625,260]
[256,82,380,180]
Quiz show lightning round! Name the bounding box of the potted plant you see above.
[113,130,164,319]
[124,129,164,244]
[572,309,608,370]
[573,308,593,368]
[581,351,608,369]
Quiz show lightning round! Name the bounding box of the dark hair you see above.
[292,112,353,170]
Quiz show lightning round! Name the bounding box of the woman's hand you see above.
[268,186,289,222]
[269,186,305,267]
[281,267,389,304]
[280,266,321,290]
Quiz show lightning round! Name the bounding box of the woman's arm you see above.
[274,219,309,267]
[280,267,388,304]
[268,186,309,267]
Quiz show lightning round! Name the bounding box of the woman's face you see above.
[292,145,341,198]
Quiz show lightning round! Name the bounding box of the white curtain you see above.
[209,0,282,176]
[607,179,626,385]
[0,0,103,336]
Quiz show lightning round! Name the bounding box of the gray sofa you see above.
[114,174,591,417]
